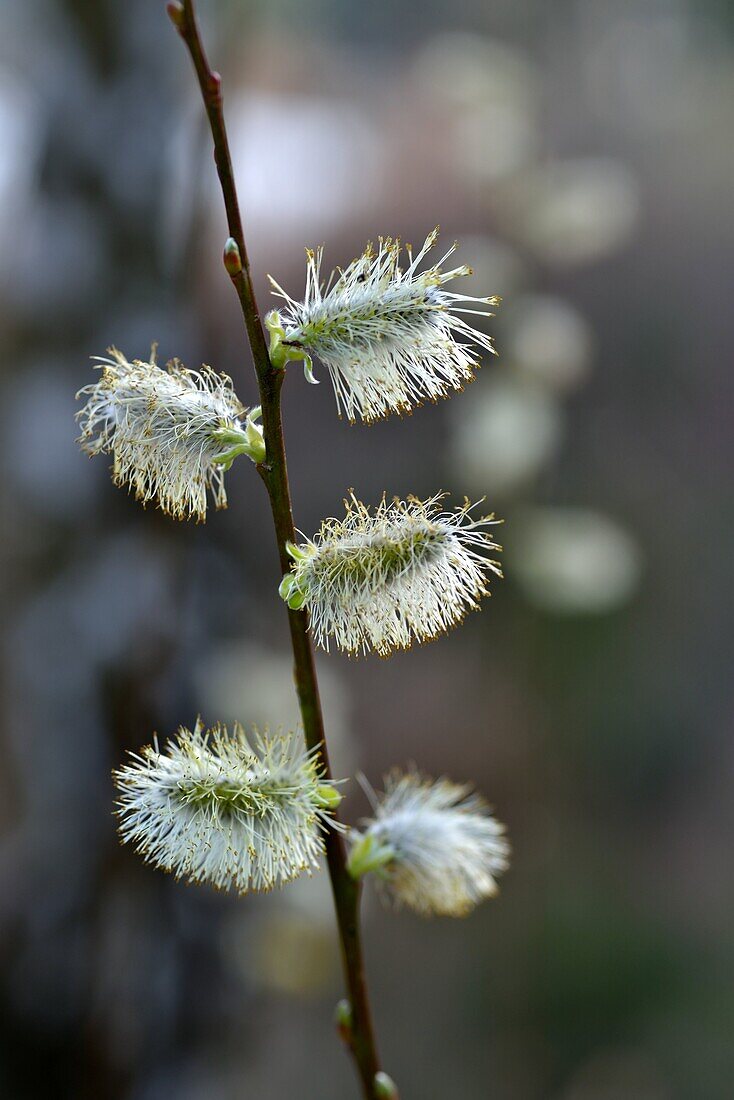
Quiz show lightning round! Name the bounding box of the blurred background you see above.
[1,0,733,1097]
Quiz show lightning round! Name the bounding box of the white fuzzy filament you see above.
[114,721,334,894]
[282,493,502,656]
[76,347,258,521]
[353,771,510,917]
[268,229,498,422]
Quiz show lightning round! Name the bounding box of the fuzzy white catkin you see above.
[352,771,510,917]
[76,347,259,521]
[281,493,502,656]
[114,721,336,894]
[269,229,498,422]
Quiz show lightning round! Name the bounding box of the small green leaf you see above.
[278,573,307,610]
[347,833,396,880]
[315,784,343,811]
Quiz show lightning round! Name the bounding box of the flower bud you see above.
[207,71,222,102]
[374,1071,399,1099]
[166,2,185,31]
[334,999,353,1045]
[223,237,243,277]
[315,784,343,811]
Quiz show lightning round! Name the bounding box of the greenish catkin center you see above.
[176,777,299,817]
[316,523,444,586]
[292,277,443,347]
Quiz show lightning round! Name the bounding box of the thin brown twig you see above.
[168,3,384,1096]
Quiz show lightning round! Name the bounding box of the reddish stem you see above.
[171,3,383,1095]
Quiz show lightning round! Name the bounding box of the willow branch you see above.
[168,3,383,1096]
